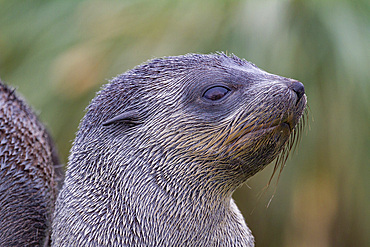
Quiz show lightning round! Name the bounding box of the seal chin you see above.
[231,123,292,177]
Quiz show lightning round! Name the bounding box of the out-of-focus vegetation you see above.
[1,0,369,246]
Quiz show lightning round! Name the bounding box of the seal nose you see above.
[289,80,305,101]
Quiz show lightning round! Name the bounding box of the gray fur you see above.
[52,53,306,246]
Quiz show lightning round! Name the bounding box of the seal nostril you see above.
[289,80,305,101]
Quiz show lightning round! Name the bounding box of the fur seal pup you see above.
[52,53,307,246]
[0,81,63,246]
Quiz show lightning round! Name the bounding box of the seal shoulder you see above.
[0,81,62,246]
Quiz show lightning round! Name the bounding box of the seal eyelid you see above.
[203,86,231,101]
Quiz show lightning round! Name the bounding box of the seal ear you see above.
[102,110,141,126]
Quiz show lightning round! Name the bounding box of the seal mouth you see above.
[246,95,307,136]
[224,115,296,146]
[248,115,296,135]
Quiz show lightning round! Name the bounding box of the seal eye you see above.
[203,86,230,101]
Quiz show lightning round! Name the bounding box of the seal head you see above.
[52,53,307,246]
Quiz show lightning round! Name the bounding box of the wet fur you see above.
[0,82,63,246]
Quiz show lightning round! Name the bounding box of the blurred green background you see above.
[1,0,369,246]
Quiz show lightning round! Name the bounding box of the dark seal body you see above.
[0,82,62,246]
[52,53,307,246]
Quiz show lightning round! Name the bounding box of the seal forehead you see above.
[176,54,271,91]
[223,60,268,78]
